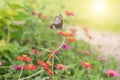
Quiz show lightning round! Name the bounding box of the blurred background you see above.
[0,0,120,32]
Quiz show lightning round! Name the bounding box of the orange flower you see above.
[81,62,93,69]
[67,37,76,42]
[23,64,38,70]
[65,11,75,16]
[57,31,73,37]
[16,55,32,62]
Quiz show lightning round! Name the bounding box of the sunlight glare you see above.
[92,1,107,15]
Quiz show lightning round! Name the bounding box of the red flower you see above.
[55,64,67,70]
[57,31,73,37]
[23,64,38,70]
[65,11,75,16]
[47,69,54,76]
[38,59,54,76]
[16,55,32,62]
[67,37,76,42]
[81,62,93,69]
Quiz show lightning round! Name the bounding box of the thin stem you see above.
[19,70,44,80]
[52,57,54,71]
[39,70,44,79]
[73,64,80,80]
[37,47,52,52]
[47,37,66,61]
[55,55,62,63]
[18,66,24,79]
[18,63,25,79]
[0,66,12,68]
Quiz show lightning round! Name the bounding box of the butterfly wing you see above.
[50,14,63,29]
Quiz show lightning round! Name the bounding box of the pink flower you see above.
[0,62,2,66]
[55,64,67,70]
[62,44,70,50]
[106,69,119,77]
[13,65,22,70]
[30,49,40,54]
[83,50,91,55]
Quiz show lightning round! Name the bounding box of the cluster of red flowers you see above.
[57,31,76,42]
[16,55,32,62]
[23,64,38,70]
[15,54,38,71]
[38,59,54,76]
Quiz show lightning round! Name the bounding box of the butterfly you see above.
[50,14,63,30]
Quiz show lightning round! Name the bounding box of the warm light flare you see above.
[92,1,107,15]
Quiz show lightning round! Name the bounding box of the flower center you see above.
[22,55,28,58]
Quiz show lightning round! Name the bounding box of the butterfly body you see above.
[50,14,63,30]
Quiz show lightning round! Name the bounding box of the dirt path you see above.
[67,26,120,61]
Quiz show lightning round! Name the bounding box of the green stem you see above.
[55,55,62,63]
[47,37,66,61]
[37,47,52,52]
[73,64,80,80]
[0,66,12,68]
[19,70,44,80]
[18,65,24,79]
[52,57,54,71]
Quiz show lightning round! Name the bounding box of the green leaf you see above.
[5,0,25,10]
[3,53,13,64]
[5,72,12,78]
